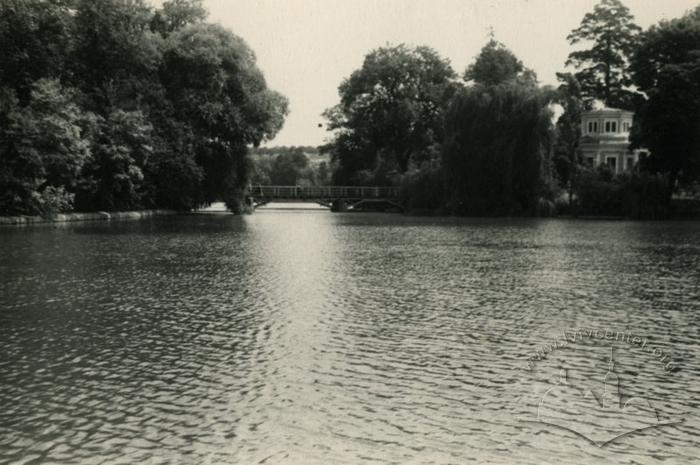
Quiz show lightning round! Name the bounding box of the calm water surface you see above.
[1,208,699,464]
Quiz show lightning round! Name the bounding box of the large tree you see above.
[70,0,162,111]
[160,23,288,210]
[151,0,207,35]
[566,0,641,109]
[324,44,457,185]
[0,79,94,215]
[0,0,288,215]
[442,85,554,215]
[442,41,555,215]
[76,109,153,211]
[631,6,700,190]
[464,38,537,87]
[0,0,73,104]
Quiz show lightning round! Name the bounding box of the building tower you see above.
[579,107,647,174]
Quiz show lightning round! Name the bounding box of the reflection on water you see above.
[1,211,699,464]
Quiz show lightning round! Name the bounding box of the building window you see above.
[623,122,630,132]
[586,157,595,166]
[605,121,617,133]
[587,121,598,134]
[606,157,617,171]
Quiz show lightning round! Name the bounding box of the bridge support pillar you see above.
[330,199,348,212]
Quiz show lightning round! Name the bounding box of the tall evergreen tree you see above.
[566,0,641,109]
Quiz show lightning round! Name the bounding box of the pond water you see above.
[1,208,699,464]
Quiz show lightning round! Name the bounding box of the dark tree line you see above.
[440,40,554,216]
[0,0,288,216]
[323,39,556,215]
[323,0,700,217]
[2,0,697,218]
[559,1,700,217]
[322,45,457,187]
[631,6,700,190]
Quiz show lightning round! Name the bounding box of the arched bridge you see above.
[249,185,402,212]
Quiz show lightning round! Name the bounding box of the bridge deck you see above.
[251,186,399,200]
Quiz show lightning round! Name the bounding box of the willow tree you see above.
[442,41,554,215]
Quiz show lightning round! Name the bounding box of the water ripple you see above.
[0,214,699,464]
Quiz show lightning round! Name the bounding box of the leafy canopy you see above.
[566,0,641,109]
[0,0,288,215]
[324,44,457,185]
[152,0,207,35]
[0,0,73,103]
[441,40,555,215]
[464,39,536,87]
[631,6,700,187]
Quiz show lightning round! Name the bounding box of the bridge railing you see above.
[251,185,399,199]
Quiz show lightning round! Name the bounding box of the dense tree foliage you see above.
[77,109,153,211]
[0,79,93,214]
[269,151,309,186]
[566,0,641,109]
[323,40,556,215]
[152,0,207,34]
[552,73,584,195]
[631,6,700,190]
[0,0,72,104]
[0,0,287,216]
[464,39,537,87]
[323,44,457,185]
[553,1,700,218]
[250,147,330,187]
[3,0,695,219]
[442,43,555,215]
[159,22,288,209]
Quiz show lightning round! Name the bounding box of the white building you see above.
[579,107,647,174]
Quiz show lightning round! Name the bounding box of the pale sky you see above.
[201,0,697,146]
